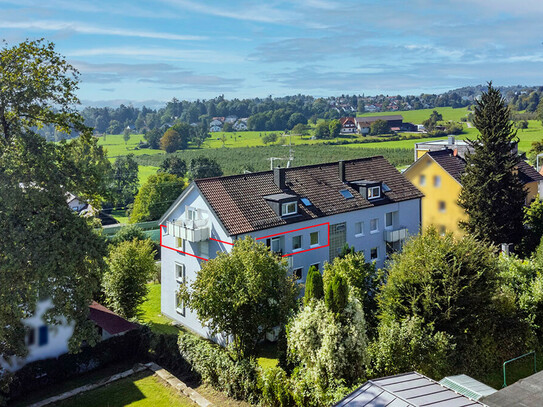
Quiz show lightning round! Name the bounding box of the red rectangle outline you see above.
[209,237,234,246]
[159,224,209,261]
[255,222,330,240]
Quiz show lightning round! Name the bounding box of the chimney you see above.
[274,166,286,189]
[339,160,346,182]
[448,135,455,145]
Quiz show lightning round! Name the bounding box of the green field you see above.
[97,133,165,158]
[53,371,195,407]
[358,106,472,123]
[140,284,184,336]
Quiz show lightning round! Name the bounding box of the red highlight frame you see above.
[209,237,234,246]
[160,224,209,261]
[255,222,330,258]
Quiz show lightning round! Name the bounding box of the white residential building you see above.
[159,157,423,339]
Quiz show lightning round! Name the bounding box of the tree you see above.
[291,123,309,138]
[328,119,341,139]
[179,237,299,358]
[223,122,233,132]
[458,83,526,247]
[111,153,139,206]
[314,121,330,139]
[520,197,543,255]
[107,120,123,134]
[262,132,278,145]
[0,39,109,369]
[103,239,156,319]
[109,224,147,246]
[516,120,528,130]
[130,173,185,223]
[304,266,324,305]
[370,119,390,135]
[160,128,186,153]
[189,156,223,179]
[422,110,443,131]
[123,127,131,145]
[159,156,187,178]
[287,112,306,129]
[144,128,162,149]
[324,274,348,315]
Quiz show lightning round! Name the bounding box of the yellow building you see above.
[404,149,543,236]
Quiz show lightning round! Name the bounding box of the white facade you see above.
[0,300,74,372]
[160,184,421,340]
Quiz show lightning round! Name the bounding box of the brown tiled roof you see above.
[89,301,138,335]
[428,149,543,186]
[428,149,466,183]
[195,156,423,236]
[355,115,403,123]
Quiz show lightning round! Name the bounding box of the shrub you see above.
[178,332,261,403]
[258,366,294,407]
[304,266,323,305]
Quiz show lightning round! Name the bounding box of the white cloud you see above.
[0,20,206,41]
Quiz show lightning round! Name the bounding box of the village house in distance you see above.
[159,157,423,338]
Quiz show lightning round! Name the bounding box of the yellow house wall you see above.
[404,154,466,236]
[525,181,539,204]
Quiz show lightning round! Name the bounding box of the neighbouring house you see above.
[414,135,518,161]
[159,157,423,339]
[233,119,248,131]
[0,301,134,372]
[339,117,357,135]
[355,115,404,135]
[404,146,543,236]
[209,125,222,132]
[334,371,487,406]
[209,119,223,132]
[364,104,379,112]
[401,122,419,132]
[89,301,138,340]
[482,370,543,407]
[224,115,238,124]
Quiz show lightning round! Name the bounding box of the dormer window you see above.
[282,202,297,216]
[368,186,381,199]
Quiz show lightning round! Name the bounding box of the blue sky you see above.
[2,0,543,105]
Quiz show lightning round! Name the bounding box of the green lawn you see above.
[52,371,195,407]
[97,133,165,158]
[358,106,471,123]
[138,165,159,186]
[255,341,279,370]
[110,208,130,224]
[139,284,183,336]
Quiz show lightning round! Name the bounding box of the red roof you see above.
[89,302,138,335]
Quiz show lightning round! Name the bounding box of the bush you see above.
[5,328,150,400]
[178,332,261,403]
[258,366,294,407]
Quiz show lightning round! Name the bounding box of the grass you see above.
[255,341,279,370]
[51,371,196,407]
[358,106,472,123]
[480,351,542,390]
[10,360,136,407]
[139,283,183,336]
[138,165,159,186]
[97,133,165,158]
[110,208,130,224]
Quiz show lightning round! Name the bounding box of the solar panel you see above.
[301,197,313,206]
[340,189,354,199]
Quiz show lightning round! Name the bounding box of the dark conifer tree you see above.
[459,83,526,246]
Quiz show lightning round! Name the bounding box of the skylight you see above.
[340,189,354,199]
[382,183,391,192]
[301,197,313,206]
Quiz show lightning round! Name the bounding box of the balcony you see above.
[168,218,210,242]
[384,228,408,243]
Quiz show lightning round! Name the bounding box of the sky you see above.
[2,0,543,105]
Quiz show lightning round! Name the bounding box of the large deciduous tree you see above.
[111,153,139,206]
[179,237,299,359]
[188,156,223,180]
[129,173,185,223]
[0,39,110,367]
[459,83,526,246]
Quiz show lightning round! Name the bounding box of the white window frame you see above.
[175,290,185,316]
[293,267,303,280]
[310,231,319,246]
[271,237,282,253]
[420,175,426,186]
[370,247,379,261]
[175,263,185,284]
[355,221,364,237]
[368,186,381,199]
[292,235,302,251]
[282,202,297,216]
[370,218,379,234]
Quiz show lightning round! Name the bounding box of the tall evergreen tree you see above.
[458,83,526,246]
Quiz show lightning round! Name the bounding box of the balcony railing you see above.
[168,218,210,242]
[384,227,408,243]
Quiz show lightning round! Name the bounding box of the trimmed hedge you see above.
[5,327,151,400]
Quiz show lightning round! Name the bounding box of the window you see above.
[340,189,354,199]
[310,263,320,271]
[271,237,282,253]
[175,291,185,316]
[294,268,303,280]
[282,202,297,216]
[26,328,35,346]
[355,221,364,236]
[187,207,198,220]
[434,175,441,187]
[370,247,378,261]
[438,201,446,213]
[419,175,426,186]
[175,237,184,250]
[301,197,313,206]
[368,186,381,199]
[385,211,396,228]
[38,326,48,347]
[370,218,379,233]
[292,235,302,250]
[175,263,185,284]
[310,231,319,246]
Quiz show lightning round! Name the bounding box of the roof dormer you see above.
[349,180,383,200]
[264,193,299,217]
